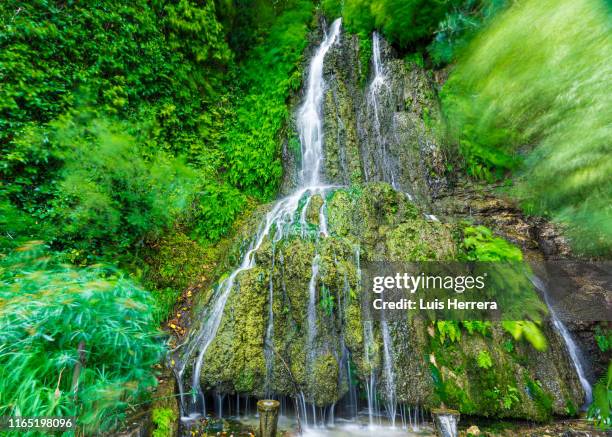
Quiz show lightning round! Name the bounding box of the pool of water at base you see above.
[230,415,434,436]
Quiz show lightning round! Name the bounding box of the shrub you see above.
[0,242,165,433]
[49,111,199,255]
[442,0,612,254]
[588,361,612,430]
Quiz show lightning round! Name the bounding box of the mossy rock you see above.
[311,353,341,406]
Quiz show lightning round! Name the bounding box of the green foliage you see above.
[462,320,491,336]
[0,243,164,433]
[193,182,246,243]
[151,407,178,437]
[461,225,548,351]
[222,0,313,199]
[324,0,463,49]
[437,321,461,344]
[427,0,506,66]
[502,321,547,352]
[502,385,520,410]
[0,0,230,160]
[442,0,612,254]
[526,378,554,417]
[502,339,514,353]
[477,350,493,369]
[595,326,612,353]
[588,361,612,430]
[50,111,199,254]
[1,0,312,260]
[461,225,523,262]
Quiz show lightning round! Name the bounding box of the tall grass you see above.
[0,242,165,434]
[442,0,612,255]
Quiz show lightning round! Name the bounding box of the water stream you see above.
[531,276,593,406]
[172,19,591,436]
[436,414,458,437]
[174,18,343,421]
[367,32,398,190]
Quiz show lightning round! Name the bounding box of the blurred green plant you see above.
[461,225,547,351]
[588,361,611,430]
[0,242,164,434]
[442,0,612,254]
[49,110,199,255]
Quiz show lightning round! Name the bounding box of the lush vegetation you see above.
[322,0,504,64]
[0,0,315,431]
[441,0,611,255]
[589,361,612,430]
[1,0,608,431]
[0,242,164,434]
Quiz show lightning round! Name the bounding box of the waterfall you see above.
[307,254,321,357]
[174,18,342,421]
[298,19,343,186]
[264,244,276,396]
[381,319,397,426]
[531,276,593,406]
[356,245,379,426]
[367,32,399,190]
[437,414,458,437]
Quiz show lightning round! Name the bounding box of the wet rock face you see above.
[184,23,588,423]
[190,183,584,421]
[320,30,446,208]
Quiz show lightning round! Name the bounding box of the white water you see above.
[437,414,458,437]
[381,319,397,427]
[264,244,276,396]
[307,254,321,356]
[531,276,593,406]
[369,34,399,427]
[298,19,342,187]
[367,32,398,190]
[302,423,421,437]
[175,18,343,421]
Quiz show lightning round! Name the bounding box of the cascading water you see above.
[531,276,593,406]
[307,254,321,362]
[298,19,343,187]
[368,32,438,222]
[367,32,399,190]
[173,18,343,424]
[436,414,458,437]
[264,244,276,396]
[381,319,397,427]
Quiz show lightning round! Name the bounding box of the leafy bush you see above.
[461,225,522,261]
[151,407,178,437]
[0,243,164,433]
[222,0,313,199]
[49,111,199,255]
[0,0,230,160]
[442,0,611,254]
[193,182,246,243]
[588,361,612,430]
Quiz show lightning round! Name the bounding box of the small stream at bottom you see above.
[233,414,432,436]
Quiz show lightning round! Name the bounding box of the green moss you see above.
[151,407,178,437]
[311,353,340,406]
[525,378,554,419]
[306,194,324,226]
[385,220,456,261]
